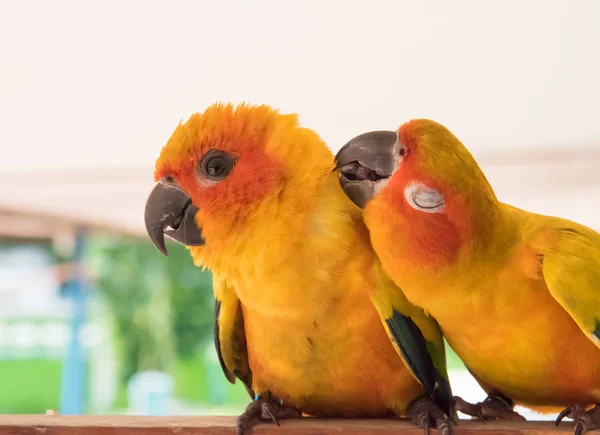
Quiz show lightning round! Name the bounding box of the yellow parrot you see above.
[334,119,600,435]
[143,103,455,435]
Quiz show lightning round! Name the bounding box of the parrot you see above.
[333,118,600,435]
[143,103,455,435]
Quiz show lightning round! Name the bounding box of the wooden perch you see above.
[0,416,584,435]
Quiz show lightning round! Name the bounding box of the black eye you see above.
[206,157,227,177]
[199,150,235,181]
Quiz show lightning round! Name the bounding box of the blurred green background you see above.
[0,237,252,415]
[0,235,468,416]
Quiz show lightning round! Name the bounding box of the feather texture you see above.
[153,104,452,417]
[364,119,600,412]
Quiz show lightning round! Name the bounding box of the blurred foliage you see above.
[0,359,62,413]
[86,236,214,387]
[163,241,214,360]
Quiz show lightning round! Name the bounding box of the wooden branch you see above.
[0,416,580,435]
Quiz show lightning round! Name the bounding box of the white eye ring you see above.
[405,182,445,213]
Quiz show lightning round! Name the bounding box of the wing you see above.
[371,260,454,414]
[213,278,254,398]
[534,223,600,349]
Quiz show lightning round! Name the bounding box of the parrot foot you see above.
[236,396,301,435]
[452,394,526,421]
[407,396,454,435]
[556,404,600,435]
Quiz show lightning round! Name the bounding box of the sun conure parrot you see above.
[334,119,600,435]
[143,103,455,435]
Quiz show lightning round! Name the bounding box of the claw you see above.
[421,414,430,435]
[555,404,600,435]
[262,403,280,426]
[556,407,572,426]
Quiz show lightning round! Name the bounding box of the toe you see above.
[452,396,482,419]
[501,410,526,422]
[235,400,265,435]
[555,404,600,435]
[235,419,251,435]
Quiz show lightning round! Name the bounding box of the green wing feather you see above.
[371,261,454,414]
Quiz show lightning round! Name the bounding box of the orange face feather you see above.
[363,120,508,275]
[155,103,286,223]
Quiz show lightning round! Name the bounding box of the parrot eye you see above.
[405,182,445,214]
[199,150,236,181]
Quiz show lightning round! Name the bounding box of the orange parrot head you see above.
[144,102,334,271]
[334,119,500,271]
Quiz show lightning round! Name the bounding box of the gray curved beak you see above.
[334,130,398,208]
[144,181,205,257]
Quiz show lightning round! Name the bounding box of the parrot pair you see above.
[334,119,600,435]
[144,103,455,435]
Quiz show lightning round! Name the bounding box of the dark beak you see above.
[334,130,399,208]
[144,180,205,257]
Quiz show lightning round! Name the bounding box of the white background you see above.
[0,0,599,233]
